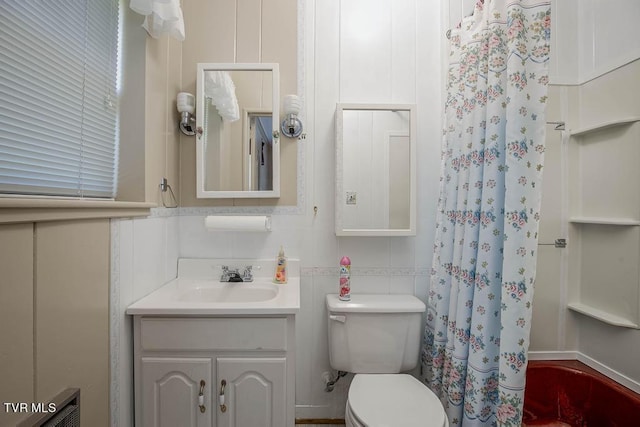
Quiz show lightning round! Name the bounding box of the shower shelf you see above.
[567,118,640,330]
[569,217,640,226]
[567,302,639,329]
[569,116,640,137]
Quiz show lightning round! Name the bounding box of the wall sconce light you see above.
[177,92,196,136]
[281,94,303,138]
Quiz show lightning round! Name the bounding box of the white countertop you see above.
[126,258,300,316]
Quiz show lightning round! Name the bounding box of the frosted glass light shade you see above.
[282,94,301,115]
[281,94,303,138]
[177,92,195,114]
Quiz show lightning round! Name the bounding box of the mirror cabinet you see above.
[196,63,280,198]
[335,103,417,236]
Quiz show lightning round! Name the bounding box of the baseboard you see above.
[577,353,640,395]
[528,350,578,360]
[296,405,342,420]
[529,350,640,395]
[296,419,346,425]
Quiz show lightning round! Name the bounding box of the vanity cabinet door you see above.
[216,357,286,427]
[141,357,212,427]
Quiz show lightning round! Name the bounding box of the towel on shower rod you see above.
[130,0,185,41]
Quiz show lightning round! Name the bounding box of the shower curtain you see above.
[421,1,551,425]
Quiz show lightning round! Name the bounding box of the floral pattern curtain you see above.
[421,1,551,425]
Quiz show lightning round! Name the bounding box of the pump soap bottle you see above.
[273,246,288,284]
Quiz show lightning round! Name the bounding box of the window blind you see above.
[0,0,120,198]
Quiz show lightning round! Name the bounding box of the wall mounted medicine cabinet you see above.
[196,63,280,199]
[335,103,417,236]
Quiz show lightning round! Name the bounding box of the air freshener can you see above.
[339,256,351,301]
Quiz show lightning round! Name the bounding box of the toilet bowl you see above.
[345,374,448,427]
[326,294,448,427]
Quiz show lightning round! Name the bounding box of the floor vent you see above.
[18,388,80,427]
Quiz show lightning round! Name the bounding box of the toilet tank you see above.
[326,294,426,374]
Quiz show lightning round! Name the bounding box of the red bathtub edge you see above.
[523,360,640,426]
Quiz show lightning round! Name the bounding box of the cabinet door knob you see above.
[219,379,227,413]
[198,380,206,413]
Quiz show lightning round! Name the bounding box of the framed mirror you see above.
[196,63,280,198]
[335,103,416,236]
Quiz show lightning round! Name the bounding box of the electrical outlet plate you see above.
[346,192,357,205]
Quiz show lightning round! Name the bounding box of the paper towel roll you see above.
[204,215,271,232]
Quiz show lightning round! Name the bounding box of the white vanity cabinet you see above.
[141,357,212,427]
[133,316,295,427]
[216,357,286,427]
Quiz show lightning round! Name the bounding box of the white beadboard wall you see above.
[112,0,640,426]
[111,216,179,427]
[113,0,442,422]
[174,0,443,418]
[552,0,640,84]
[574,0,640,83]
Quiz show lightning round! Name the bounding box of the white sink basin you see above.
[177,282,279,303]
[126,258,300,316]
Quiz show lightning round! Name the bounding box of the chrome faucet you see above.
[241,265,254,282]
[220,265,256,282]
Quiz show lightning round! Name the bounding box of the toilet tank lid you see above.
[326,294,426,313]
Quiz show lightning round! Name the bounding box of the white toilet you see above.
[326,294,448,427]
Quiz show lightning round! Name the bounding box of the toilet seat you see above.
[346,374,448,427]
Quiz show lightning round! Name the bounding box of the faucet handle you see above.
[241,265,260,282]
[218,264,260,282]
[220,265,238,281]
